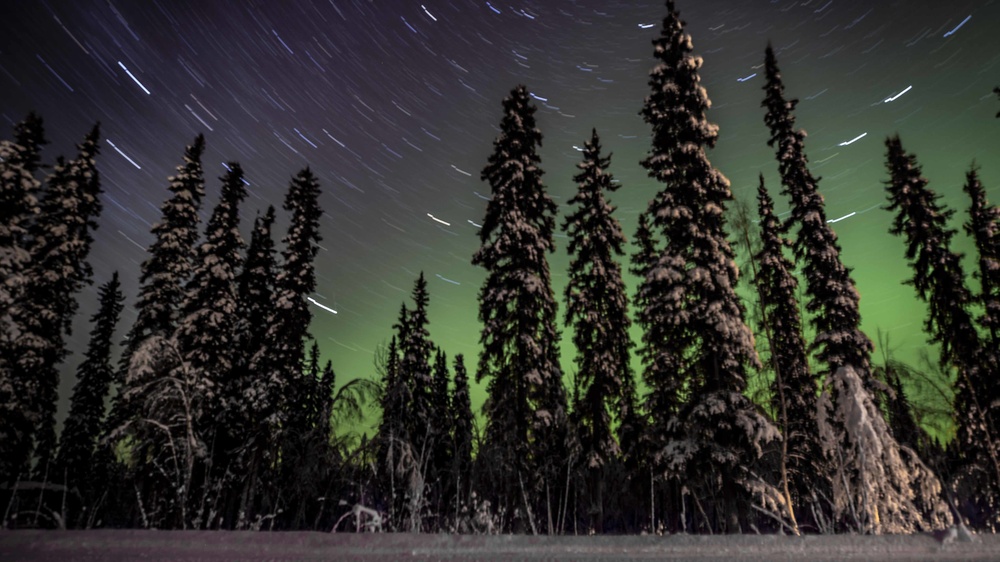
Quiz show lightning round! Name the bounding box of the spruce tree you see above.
[450,354,474,507]
[563,128,633,472]
[964,168,1000,353]
[237,206,278,355]
[430,348,453,514]
[377,334,405,446]
[217,205,277,525]
[472,84,568,529]
[175,162,247,428]
[246,167,322,496]
[636,1,777,532]
[18,125,103,475]
[627,212,660,474]
[317,360,336,441]
[305,341,323,429]
[0,115,46,484]
[761,45,873,380]
[397,273,435,447]
[107,136,208,528]
[109,135,206,434]
[11,112,47,174]
[884,136,994,528]
[55,272,124,489]
[753,176,818,501]
[431,348,451,450]
[174,162,248,524]
[230,206,277,447]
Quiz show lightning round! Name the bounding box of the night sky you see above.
[3,1,999,430]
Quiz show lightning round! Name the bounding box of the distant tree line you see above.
[2,0,999,534]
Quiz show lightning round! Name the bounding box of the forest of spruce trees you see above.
[3,1,1000,534]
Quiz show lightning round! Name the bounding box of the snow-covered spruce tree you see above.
[18,125,103,477]
[230,206,276,436]
[100,136,205,528]
[562,128,634,531]
[883,136,987,528]
[217,205,277,526]
[173,161,248,526]
[964,168,1000,368]
[762,46,943,533]
[245,167,322,513]
[0,114,47,485]
[175,162,247,428]
[108,135,206,435]
[635,2,780,533]
[753,177,819,505]
[762,45,874,383]
[472,84,569,532]
[563,128,633,470]
[54,272,124,507]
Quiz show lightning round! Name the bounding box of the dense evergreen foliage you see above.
[752,177,818,504]
[884,137,999,529]
[634,1,780,533]
[0,114,48,485]
[472,84,569,531]
[4,0,1000,536]
[54,272,124,515]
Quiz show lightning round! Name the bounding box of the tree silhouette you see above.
[636,1,777,532]
[472,84,568,531]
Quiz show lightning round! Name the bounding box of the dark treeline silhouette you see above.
[2,0,999,534]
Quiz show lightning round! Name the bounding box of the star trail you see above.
[2,1,998,425]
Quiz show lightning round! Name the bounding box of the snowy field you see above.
[2,530,999,561]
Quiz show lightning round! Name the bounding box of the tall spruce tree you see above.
[431,348,451,452]
[246,167,322,493]
[174,162,248,525]
[236,206,278,354]
[110,135,206,435]
[175,162,247,436]
[55,272,124,487]
[377,334,405,446]
[317,360,336,441]
[472,84,568,530]
[753,176,818,503]
[635,1,778,532]
[109,137,208,528]
[214,205,278,525]
[18,125,103,475]
[628,212,659,472]
[304,341,323,430]
[230,206,277,443]
[0,114,47,484]
[964,168,1000,355]
[763,44,947,534]
[450,354,474,507]
[563,128,633,472]
[397,273,435,447]
[761,45,873,380]
[884,137,995,528]
[430,347,453,513]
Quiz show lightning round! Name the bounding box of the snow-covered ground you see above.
[2,530,998,561]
